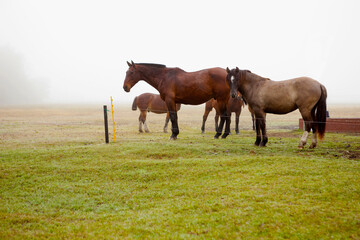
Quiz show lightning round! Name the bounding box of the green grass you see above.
[1,128,360,239]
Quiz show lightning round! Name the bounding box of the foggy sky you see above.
[0,0,359,105]
[0,47,47,105]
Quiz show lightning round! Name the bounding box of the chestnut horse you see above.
[123,61,230,140]
[132,93,181,133]
[201,95,244,134]
[226,67,327,148]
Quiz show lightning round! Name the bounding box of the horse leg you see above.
[201,109,210,134]
[235,111,240,134]
[254,112,266,146]
[259,115,268,147]
[214,114,223,138]
[222,108,231,139]
[141,111,149,133]
[169,111,179,140]
[254,117,261,146]
[310,131,318,149]
[214,114,226,138]
[164,112,170,133]
[144,121,150,133]
[166,100,179,140]
[214,102,229,139]
[138,111,146,133]
[138,121,143,133]
[298,110,312,149]
[309,108,318,149]
[215,114,219,132]
[248,106,255,131]
[252,112,255,131]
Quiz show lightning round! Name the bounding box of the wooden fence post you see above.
[103,105,109,144]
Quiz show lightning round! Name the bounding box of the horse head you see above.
[226,67,241,98]
[123,61,142,92]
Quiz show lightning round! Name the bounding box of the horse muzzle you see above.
[123,85,130,92]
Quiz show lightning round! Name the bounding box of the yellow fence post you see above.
[110,96,116,142]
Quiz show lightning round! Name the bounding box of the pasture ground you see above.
[0,104,359,239]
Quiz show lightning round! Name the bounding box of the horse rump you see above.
[132,96,138,110]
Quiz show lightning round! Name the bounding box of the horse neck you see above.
[239,72,264,97]
[138,66,166,90]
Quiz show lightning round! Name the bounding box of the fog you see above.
[0,47,47,106]
[1,0,359,106]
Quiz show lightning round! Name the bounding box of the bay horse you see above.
[123,61,231,140]
[226,67,327,148]
[132,93,181,133]
[201,94,244,134]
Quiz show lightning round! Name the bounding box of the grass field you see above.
[1,104,359,239]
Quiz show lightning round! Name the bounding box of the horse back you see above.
[257,77,322,114]
[166,67,229,105]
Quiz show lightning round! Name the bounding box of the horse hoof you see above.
[309,144,317,149]
[201,131,205,134]
[221,134,229,139]
[236,132,240,135]
[169,134,177,140]
[298,146,304,149]
[214,133,221,139]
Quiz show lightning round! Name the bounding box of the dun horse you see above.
[201,95,244,134]
[226,67,327,148]
[123,61,231,140]
[132,93,181,133]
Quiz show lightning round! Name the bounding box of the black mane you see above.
[136,63,166,68]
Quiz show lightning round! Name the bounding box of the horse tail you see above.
[132,97,138,111]
[315,85,327,140]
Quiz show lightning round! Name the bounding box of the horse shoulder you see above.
[157,73,176,100]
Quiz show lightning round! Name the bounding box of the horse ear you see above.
[235,67,240,73]
[127,61,131,67]
[226,67,230,73]
[131,60,136,68]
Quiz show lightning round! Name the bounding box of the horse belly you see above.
[264,103,297,114]
[176,95,212,105]
[261,83,298,114]
[174,89,213,105]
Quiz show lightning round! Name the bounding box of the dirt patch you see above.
[342,150,360,160]
[269,131,299,138]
